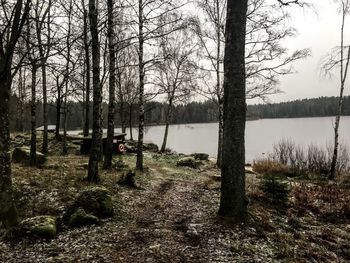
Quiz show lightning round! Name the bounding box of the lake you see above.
[70,116,350,162]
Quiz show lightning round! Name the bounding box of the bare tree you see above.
[322,0,350,180]
[130,0,187,170]
[154,27,198,152]
[0,0,30,228]
[194,0,310,167]
[35,0,53,154]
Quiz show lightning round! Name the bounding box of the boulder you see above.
[68,208,100,228]
[65,187,113,222]
[12,147,47,166]
[124,143,137,153]
[192,153,209,161]
[177,157,200,169]
[125,141,159,153]
[143,142,159,153]
[17,216,57,239]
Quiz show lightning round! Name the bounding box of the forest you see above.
[8,95,350,132]
[1,0,350,262]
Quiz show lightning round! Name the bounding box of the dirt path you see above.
[116,174,209,262]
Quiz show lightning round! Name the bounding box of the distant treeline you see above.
[9,95,350,132]
[248,96,350,119]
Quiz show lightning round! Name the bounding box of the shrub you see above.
[259,174,290,205]
[253,159,292,177]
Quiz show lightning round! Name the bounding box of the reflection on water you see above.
[69,116,350,162]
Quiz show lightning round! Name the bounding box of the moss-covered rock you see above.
[12,147,47,166]
[177,157,200,169]
[124,141,159,153]
[17,216,57,239]
[65,187,114,222]
[68,208,100,228]
[143,142,159,153]
[192,153,209,161]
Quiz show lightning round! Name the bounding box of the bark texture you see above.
[218,0,248,220]
[104,0,116,169]
[83,5,91,137]
[136,0,145,171]
[87,0,102,182]
[0,0,30,227]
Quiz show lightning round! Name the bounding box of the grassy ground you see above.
[0,135,350,262]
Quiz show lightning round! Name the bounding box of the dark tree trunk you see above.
[218,0,248,221]
[129,104,133,141]
[41,64,48,153]
[30,66,37,166]
[0,0,29,227]
[136,0,145,171]
[0,63,19,228]
[217,99,223,167]
[104,0,116,169]
[62,86,68,155]
[161,100,172,153]
[83,6,91,137]
[55,79,61,140]
[87,0,102,182]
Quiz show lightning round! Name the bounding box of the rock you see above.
[124,143,137,153]
[12,147,47,166]
[65,187,113,221]
[192,153,209,161]
[124,141,159,153]
[68,208,100,228]
[143,142,159,153]
[177,157,200,169]
[17,216,57,239]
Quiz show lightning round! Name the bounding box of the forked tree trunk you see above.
[136,0,145,171]
[30,66,37,166]
[104,0,116,169]
[87,0,102,182]
[218,0,248,221]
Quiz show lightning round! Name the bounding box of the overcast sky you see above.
[271,0,350,103]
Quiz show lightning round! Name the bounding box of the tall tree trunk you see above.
[83,6,91,137]
[17,67,25,132]
[55,79,61,140]
[0,63,19,227]
[104,0,116,169]
[62,85,68,155]
[129,104,133,141]
[87,0,102,182]
[161,100,172,153]
[0,0,29,227]
[30,66,37,166]
[136,0,145,171]
[218,0,248,221]
[41,63,48,153]
[217,99,223,167]
[329,6,350,180]
[216,0,223,168]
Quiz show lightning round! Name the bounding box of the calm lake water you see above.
[70,116,350,162]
